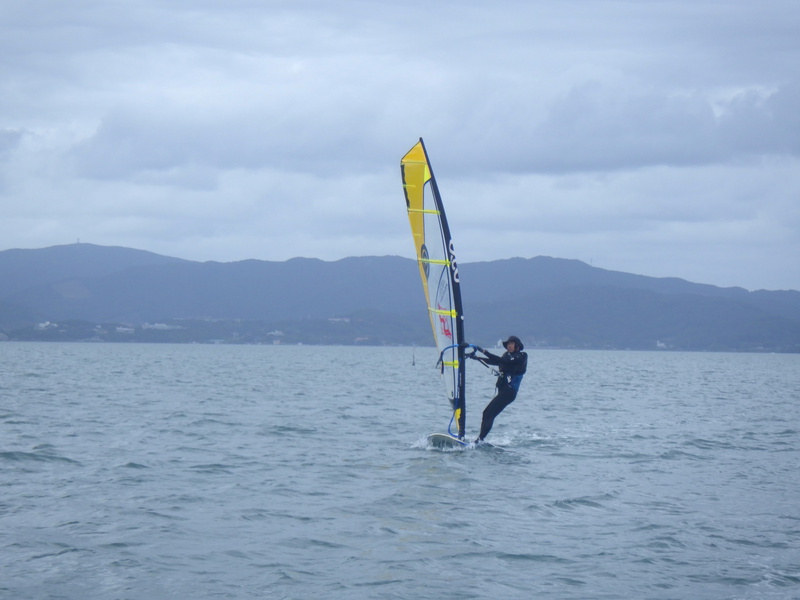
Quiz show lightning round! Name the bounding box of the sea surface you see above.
[1,343,799,600]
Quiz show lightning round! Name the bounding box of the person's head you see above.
[502,335,524,351]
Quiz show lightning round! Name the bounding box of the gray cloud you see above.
[476,81,800,174]
[0,129,23,157]
[1,0,798,290]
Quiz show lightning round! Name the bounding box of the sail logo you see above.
[439,314,453,340]
[421,244,430,279]
[449,240,459,283]
[436,275,454,341]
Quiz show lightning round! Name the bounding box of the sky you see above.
[1,0,799,291]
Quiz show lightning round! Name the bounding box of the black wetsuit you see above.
[476,348,527,441]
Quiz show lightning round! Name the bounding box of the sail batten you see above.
[407,208,441,215]
[400,138,467,439]
[422,259,451,267]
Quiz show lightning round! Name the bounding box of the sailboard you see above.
[401,138,468,445]
[427,433,469,449]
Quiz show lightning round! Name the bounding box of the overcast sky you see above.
[2,0,798,291]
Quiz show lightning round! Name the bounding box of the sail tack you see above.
[400,139,466,438]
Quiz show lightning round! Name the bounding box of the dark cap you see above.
[502,336,524,351]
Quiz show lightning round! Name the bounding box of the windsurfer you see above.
[469,336,528,443]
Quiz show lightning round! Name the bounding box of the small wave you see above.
[188,418,240,427]
[646,535,686,550]
[410,436,429,449]
[282,537,348,550]
[263,425,318,436]
[31,546,88,560]
[101,541,144,549]
[189,463,234,474]
[659,449,706,461]
[551,493,616,511]
[683,438,737,451]
[411,435,470,451]
[240,509,272,521]
[767,571,800,587]
[495,551,574,565]
[0,450,79,465]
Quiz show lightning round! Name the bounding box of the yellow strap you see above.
[407,208,440,215]
[430,307,457,317]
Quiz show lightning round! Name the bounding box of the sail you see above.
[400,138,466,438]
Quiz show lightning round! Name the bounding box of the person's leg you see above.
[477,388,517,440]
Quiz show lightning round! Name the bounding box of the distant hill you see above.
[2,252,422,322]
[0,243,190,298]
[462,257,800,322]
[1,244,798,351]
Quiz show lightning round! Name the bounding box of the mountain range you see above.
[1,243,799,352]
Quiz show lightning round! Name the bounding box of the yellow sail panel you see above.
[401,141,438,342]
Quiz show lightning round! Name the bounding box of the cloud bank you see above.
[1,0,798,290]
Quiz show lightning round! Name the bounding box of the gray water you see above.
[2,343,799,600]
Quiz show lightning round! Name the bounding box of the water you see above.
[2,343,799,600]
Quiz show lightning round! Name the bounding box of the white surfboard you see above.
[427,433,469,449]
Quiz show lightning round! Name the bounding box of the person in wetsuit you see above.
[469,335,527,443]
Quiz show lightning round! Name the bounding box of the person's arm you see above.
[486,350,527,374]
[478,348,502,366]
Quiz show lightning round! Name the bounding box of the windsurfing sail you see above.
[400,138,467,439]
